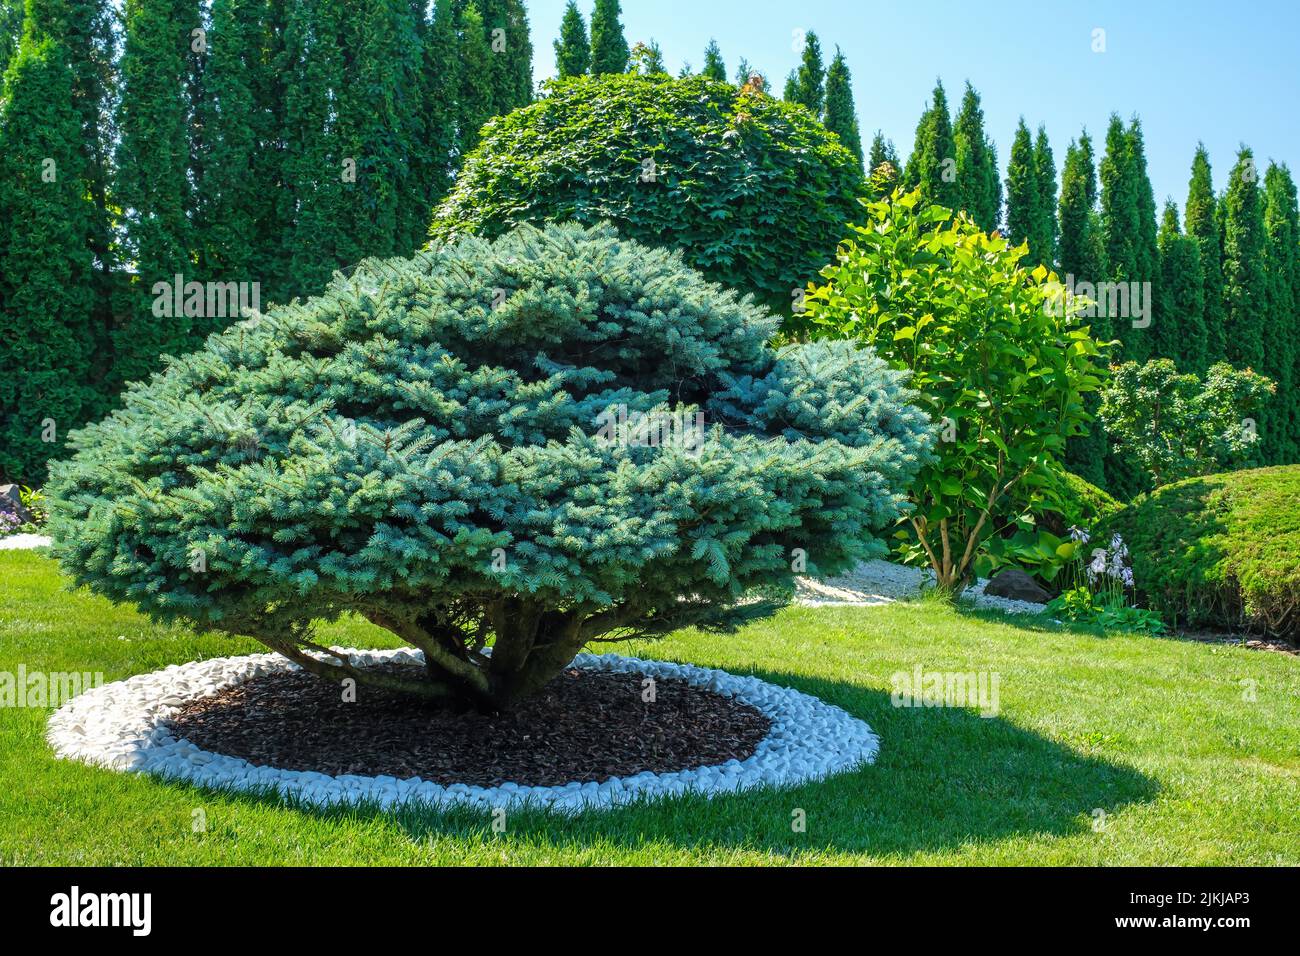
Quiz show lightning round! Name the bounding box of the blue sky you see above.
[525,0,1300,215]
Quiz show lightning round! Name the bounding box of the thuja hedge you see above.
[48,223,932,710]
[1098,466,1300,639]
[430,73,865,317]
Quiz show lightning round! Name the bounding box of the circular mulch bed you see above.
[166,664,771,788]
[48,649,880,813]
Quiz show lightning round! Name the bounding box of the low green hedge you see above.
[1098,466,1300,639]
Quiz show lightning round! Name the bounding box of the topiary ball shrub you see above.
[1098,466,1300,640]
[430,74,865,318]
[48,223,931,711]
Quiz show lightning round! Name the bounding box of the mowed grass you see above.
[1,549,1297,866]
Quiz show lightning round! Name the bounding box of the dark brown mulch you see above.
[166,663,771,788]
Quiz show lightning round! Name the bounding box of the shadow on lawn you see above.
[185,666,1158,861]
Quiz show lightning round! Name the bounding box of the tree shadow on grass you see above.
[166,666,1159,862]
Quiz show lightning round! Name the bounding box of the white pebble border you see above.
[48,648,878,814]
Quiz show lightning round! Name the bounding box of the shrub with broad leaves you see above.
[804,187,1109,594]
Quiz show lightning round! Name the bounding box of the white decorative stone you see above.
[47,649,879,814]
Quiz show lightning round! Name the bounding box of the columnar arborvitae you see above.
[553,0,588,78]
[0,0,23,76]
[588,0,628,75]
[1099,114,1139,285]
[1221,147,1268,371]
[22,0,116,394]
[0,5,98,482]
[1058,131,1110,485]
[1185,145,1227,364]
[1005,119,1039,252]
[1128,118,1160,361]
[422,0,459,199]
[1058,133,1107,311]
[195,0,276,322]
[786,30,825,115]
[1262,162,1299,461]
[904,80,959,210]
[1155,201,1207,373]
[479,0,532,113]
[822,48,862,166]
[340,0,426,257]
[953,82,1000,232]
[1033,126,1057,266]
[281,0,352,290]
[113,0,202,389]
[456,2,494,154]
[701,38,725,82]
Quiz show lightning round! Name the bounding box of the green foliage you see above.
[786,30,824,115]
[588,0,628,75]
[953,82,1000,232]
[701,38,726,82]
[478,0,532,115]
[1033,127,1058,265]
[112,0,200,390]
[194,0,281,310]
[553,0,588,78]
[628,39,666,76]
[0,0,22,75]
[430,73,865,318]
[1261,163,1299,463]
[1058,132,1110,486]
[0,9,98,483]
[805,187,1109,592]
[1099,359,1274,489]
[48,222,931,708]
[903,80,959,210]
[1005,119,1056,267]
[821,48,862,166]
[867,131,900,192]
[1154,202,1207,372]
[1047,588,1167,636]
[1098,466,1300,638]
[1185,145,1226,363]
[1220,148,1268,372]
[456,2,493,156]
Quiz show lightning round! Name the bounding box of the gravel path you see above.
[796,558,1048,616]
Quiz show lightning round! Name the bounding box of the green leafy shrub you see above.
[1100,358,1274,489]
[429,73,864,317]
[1046,588,1167,636]
[804,187,1109,593]
[48,223,931,710]
[1098,466,1300,639]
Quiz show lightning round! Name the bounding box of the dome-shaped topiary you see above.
[430,74,865,318]
[49,223,930,710]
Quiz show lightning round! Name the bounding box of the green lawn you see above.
[2,548,1296,866]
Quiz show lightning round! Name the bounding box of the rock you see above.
[0,484,31,524]
[984,568,1053,604]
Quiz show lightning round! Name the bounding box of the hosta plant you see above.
[48,223,931,711]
